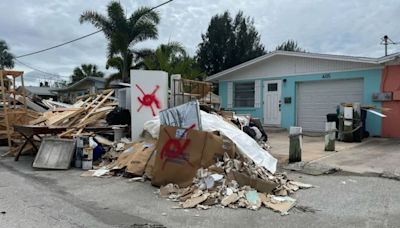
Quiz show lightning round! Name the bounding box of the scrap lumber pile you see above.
[29,89,117,137]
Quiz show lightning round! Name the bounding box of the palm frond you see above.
[79,11,112,37]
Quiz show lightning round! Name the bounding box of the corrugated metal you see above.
[296,79,363,132]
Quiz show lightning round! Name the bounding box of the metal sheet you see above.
[159,100,202,130]
[33,138,75,169]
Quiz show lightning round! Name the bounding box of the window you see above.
[234,82,254,107]
[268,83,278,91]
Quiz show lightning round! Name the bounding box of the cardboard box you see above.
[152,125,231,187]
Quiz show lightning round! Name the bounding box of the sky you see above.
[1,0,399,85]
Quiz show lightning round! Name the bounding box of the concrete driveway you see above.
[268,131,400,175]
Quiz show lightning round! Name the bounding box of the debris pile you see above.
[76,100,315,215]
[157,152,312,214]
[29,89,117,137]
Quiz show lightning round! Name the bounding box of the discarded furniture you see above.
[13,125,67,161]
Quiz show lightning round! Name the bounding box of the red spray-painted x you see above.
[160,124,196,170]
[136,84,161,117]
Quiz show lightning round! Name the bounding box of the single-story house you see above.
[51,76,106,103]
[207,51,400,138]
[18,86,58,100]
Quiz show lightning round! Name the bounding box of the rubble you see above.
[152,151,312,213]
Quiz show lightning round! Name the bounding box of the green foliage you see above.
[71,64,104,83]
[142,42,205,80]
[0,40,14,70]
[196,11,265,75]
[276,39,305,52]
[80,1,160,82]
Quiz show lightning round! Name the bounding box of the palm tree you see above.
[80,1,160,82]
[104,48,153,86]
[143,42,205,80]
[71,64,104,83]
[0,40,15,69]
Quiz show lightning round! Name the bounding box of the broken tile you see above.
[245,191,261,210]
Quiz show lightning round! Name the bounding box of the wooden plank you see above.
[78,90,114,124]
[52,107,83,112]
[29,116,47,125]
[92,106,114,115]
[0,71,12,150]
[65,114,83,127]
[84,94,102,110]
[58,128,76,138]
[46,108,84,126]
[76,111,107,128]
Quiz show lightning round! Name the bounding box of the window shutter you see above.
[254,80,261,108]
[227,82,233,109]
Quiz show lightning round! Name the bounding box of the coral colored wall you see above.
[381,65,400,138]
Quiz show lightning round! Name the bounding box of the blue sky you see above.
[1,0,399,83]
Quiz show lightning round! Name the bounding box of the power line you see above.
[16,30,102,58]
[14,0,173,59]
[14,59,62,78]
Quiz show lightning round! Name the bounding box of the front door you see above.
[263,80,281,126]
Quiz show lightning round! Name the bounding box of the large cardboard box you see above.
[152,125,234,187]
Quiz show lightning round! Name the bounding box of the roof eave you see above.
[206,51,383,81]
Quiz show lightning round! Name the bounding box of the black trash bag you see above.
[249,118,268,142]
[243,126,257,139]
[106,107,131,125]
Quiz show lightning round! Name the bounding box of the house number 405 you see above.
[322,73,331,79]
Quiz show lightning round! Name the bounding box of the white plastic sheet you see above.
[143,116,160,138]
[142,111,277,173]
[201,111,277,174]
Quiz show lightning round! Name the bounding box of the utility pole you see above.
[380,35,398,56]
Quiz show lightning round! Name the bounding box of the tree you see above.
[71,64,104,83]
[0,40,14,70]
[143,42,205,80]
[104,48,152,86]
[196,11,265,75]
[276,39,305,52]
[80,1,160,82]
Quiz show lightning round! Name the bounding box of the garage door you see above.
[297,79,363,132]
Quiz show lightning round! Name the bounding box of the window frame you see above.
[233,81,255,108]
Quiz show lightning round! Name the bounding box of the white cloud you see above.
[0,0,399,81]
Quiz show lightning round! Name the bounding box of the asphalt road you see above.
[1,156,400,228]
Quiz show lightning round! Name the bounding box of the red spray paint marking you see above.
[135,84,161,117]
[160,124,196,170]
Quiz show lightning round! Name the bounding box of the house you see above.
[51,77,106,103]
[18,85,58,100]
[206,51,400,138]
